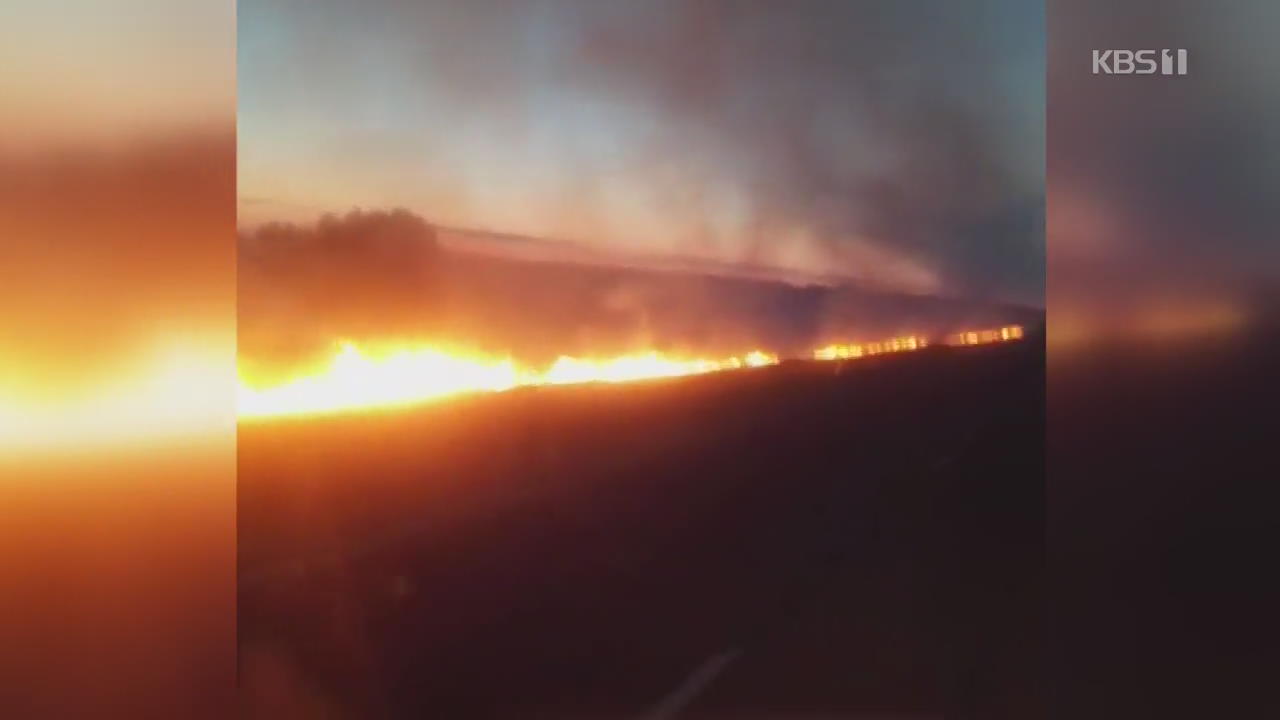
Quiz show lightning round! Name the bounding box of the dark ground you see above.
[238,335,1044,719]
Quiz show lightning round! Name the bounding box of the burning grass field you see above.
[236,327,1025,421]
[238,329,1044,718]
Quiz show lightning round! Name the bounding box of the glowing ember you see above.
[238,342,778,419]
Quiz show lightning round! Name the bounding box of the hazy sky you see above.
[239,0,1044,304]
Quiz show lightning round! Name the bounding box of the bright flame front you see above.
[238,343,778,420]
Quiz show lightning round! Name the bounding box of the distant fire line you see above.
[812,325,1024,362]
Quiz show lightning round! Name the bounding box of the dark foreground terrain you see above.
[239,335,1044,719]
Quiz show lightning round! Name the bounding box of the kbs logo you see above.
[1092,49,1188,75]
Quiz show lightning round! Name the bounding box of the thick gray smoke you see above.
[239,0,1044,305]
[566,0,1045,303]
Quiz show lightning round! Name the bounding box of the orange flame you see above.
[812,325,1025,362]
[813,334,928,361]
[947,325,1024,346]
[238,342,779,420]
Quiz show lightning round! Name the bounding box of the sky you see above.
[239,0,1045,305]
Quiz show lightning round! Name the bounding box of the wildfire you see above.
[947,325,1024,346]
[238,342,778,420]
[239,325,1025,419]
[813,335,928,361]
[813,325,1025,362]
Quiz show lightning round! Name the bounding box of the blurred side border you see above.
[1049,1,1278,716]
[0,1,236,717]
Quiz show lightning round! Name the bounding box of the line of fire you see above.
[237,325,1026,420]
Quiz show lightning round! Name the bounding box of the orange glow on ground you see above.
[237,343,779,420]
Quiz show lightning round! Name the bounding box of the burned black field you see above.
[238,335,1044,719]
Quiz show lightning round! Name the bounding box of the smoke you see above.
[239,209,442,365]
[239,0,1044,305]
[569,0,1044,301]
[239,209,1038,373]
